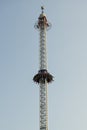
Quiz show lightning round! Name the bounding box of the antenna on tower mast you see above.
[41,6,44,13]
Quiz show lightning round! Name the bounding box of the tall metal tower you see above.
[33,6,53,130]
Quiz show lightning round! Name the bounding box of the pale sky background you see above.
[0,0,87,130]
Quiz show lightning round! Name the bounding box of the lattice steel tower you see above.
[33,6,53,130]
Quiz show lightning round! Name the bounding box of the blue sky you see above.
[0,0,87,130]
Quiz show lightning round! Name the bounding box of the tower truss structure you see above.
[33,6,53,130]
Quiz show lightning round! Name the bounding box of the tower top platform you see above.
[34,6,52,30]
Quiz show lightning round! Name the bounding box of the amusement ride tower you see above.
[33,6,53,130]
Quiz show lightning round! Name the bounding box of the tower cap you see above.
[39,6,46,18]
[41,6,44,13]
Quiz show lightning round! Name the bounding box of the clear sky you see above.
[0,0,87,130]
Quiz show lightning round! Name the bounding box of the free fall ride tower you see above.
[33,6,53,130]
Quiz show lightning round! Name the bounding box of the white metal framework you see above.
[33,6,53,130]
[39,15,48,130]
